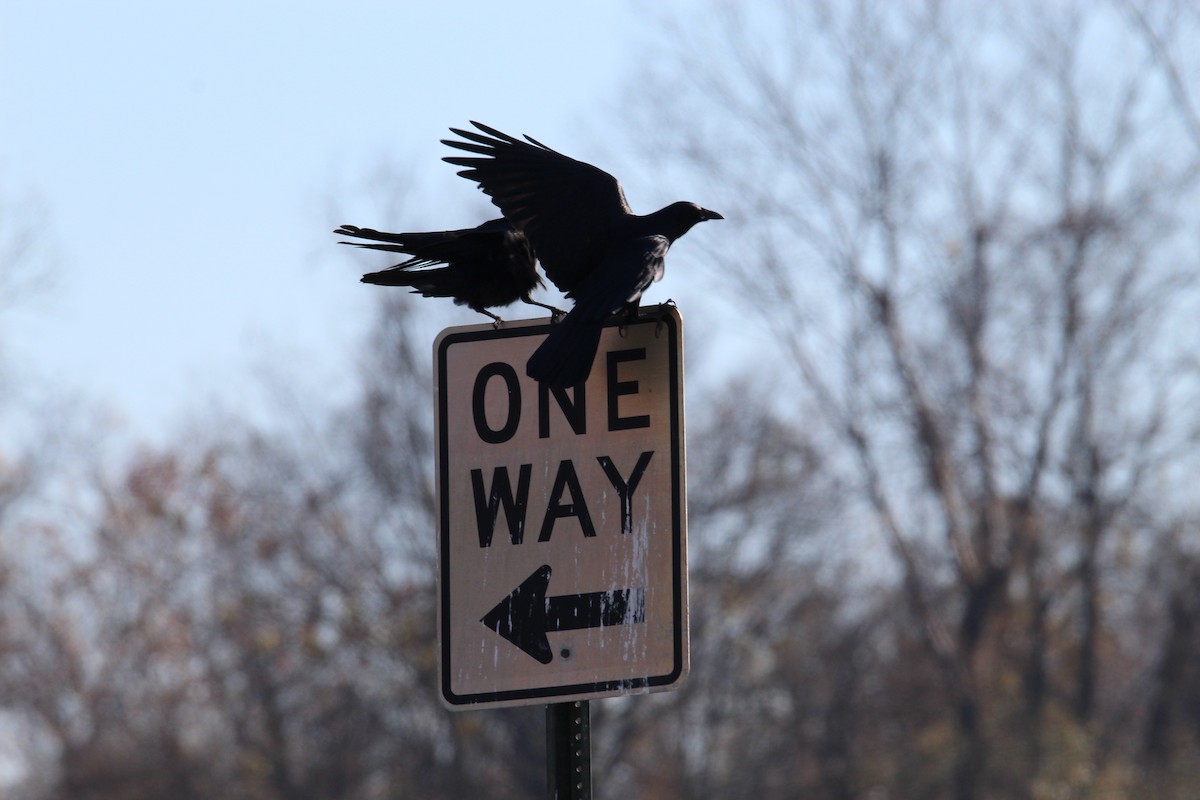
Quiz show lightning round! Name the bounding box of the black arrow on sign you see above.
[480,564,646,664]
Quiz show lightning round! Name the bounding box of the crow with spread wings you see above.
[442,122,722,388]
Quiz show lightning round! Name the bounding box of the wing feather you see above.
[442,121,633,292]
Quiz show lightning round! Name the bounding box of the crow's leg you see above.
[475,307,504,328]
[617,301,641,338]
[653,300,676,336]
[522,297,566,322]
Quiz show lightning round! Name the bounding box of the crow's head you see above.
[655,201,724,242]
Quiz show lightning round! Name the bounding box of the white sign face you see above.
[434,306,688,709]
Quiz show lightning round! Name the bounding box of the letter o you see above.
[472,362,522,444]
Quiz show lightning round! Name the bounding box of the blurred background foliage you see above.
[3,2,1200,798]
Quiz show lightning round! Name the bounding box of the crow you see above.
[442,121,722,388]
[335,218,561,324]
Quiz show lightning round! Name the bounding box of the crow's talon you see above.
[526,299,565,321]
[654,303,674,336]
[477,307,505,327]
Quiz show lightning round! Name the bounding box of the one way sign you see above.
[434,306,689,709]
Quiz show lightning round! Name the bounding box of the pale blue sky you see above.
[0,1,689,441]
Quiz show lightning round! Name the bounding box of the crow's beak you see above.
[701,208,724,221]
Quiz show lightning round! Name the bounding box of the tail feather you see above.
[526,313,603,389]
[360,266,440,290]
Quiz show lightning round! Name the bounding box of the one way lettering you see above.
[471,451,654,547]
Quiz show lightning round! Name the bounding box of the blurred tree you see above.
[621,1,1200,797]
[0,175,54,512]
[0,176,52,317]
[7,3,1200,799]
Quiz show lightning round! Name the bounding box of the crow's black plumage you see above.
[335,218,560,323]
[442,121,722,387]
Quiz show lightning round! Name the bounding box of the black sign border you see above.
[434,306,686,708]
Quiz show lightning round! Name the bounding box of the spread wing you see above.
[442,121,633,294]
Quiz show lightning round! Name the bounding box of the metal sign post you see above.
[547,700,591,799]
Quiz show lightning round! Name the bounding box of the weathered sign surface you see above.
[434,307,688,709]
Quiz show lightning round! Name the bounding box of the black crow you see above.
[442,121,722,388]
[335,219,561,323]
